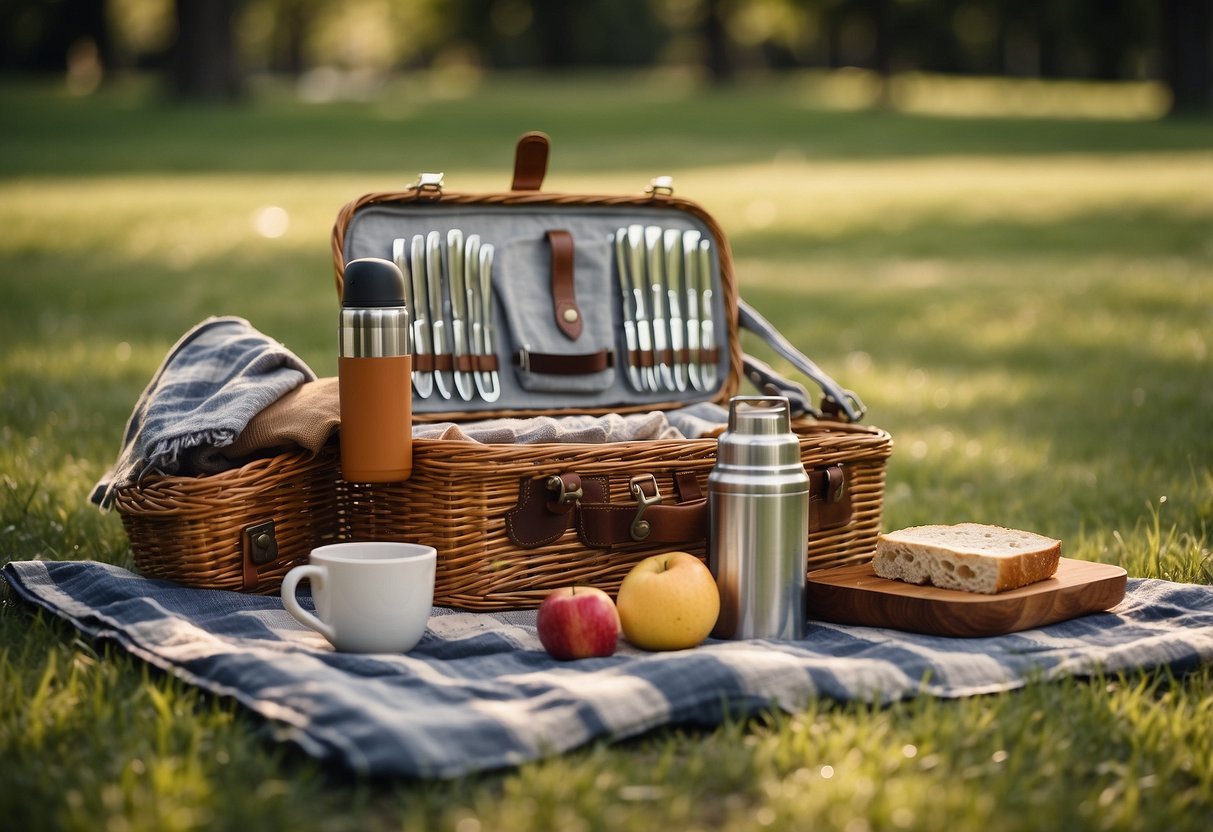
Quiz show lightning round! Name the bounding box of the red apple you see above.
[535,586,621,660]
[616,552,720,651]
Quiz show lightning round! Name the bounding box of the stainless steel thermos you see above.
[708,396,811,640]
[338,257,413,483]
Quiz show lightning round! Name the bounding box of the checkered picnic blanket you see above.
[5,559,1212,779]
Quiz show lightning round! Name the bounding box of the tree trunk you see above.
[1161,0,1213,113]
[170,0,242,101]
[702,0,733,84]
[531,0,575,68]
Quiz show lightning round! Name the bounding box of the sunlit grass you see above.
[2,75,1212,831]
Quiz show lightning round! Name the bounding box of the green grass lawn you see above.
[1,72,1211,831]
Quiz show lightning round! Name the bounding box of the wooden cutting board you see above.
[806,558,1127,637]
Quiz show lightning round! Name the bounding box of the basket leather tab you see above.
[809,465,852,531]
[545,229,583,340]
[241,520,278,591]
[577,471,709,548]
[511,131,550,191]
[506,474,608,548]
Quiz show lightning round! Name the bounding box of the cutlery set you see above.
[392,231,501,403]
[612,224,717,394]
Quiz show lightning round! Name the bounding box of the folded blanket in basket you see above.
[91,312,734,505]
[90,316,316,509]
[5,559,1212,779]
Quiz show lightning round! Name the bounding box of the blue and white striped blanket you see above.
[90,316,315,509]
[4,559,1212,779]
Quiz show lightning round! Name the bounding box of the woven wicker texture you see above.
[116,423,890,608]
[340,421,891,610]
[114,447,341,594]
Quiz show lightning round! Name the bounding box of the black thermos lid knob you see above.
[342,257,405,308]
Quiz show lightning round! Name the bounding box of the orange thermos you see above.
[338,257,413,482]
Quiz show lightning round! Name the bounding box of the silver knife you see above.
[681,229,703,391]
[612,231,643,391]
[625,225,658,392]
[426,230,453,400]
[697,238,718,390]
[475,243,501,402]
[663,228,687,392]
[644,225,674,391]
[464,234,484,399]
[408,234,434,399]
[391,237,415,358]
[447,228,474,401]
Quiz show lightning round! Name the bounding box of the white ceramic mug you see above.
[280,541,436,653]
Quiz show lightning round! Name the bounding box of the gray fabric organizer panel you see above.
[342,201,729,415]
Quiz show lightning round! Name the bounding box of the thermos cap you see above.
[716,397,803,469]
[343,257,405,308]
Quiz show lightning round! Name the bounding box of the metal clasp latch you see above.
[646,175,674,197]
[628,474,663,541]
[545,474,583,506]
[242,520,278,566]
[409,171,445,197]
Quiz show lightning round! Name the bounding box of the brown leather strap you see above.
[511,131,550,191]
[630,349,656,369]
[413,354,500,373]
[471,354,500,372]
[809,465,852,530]
[504,466,851,551]
[577,500,708,548]
[413,354,454,372]
[505,474,607,548]
[515,348,614,375]
[546,229,582,340]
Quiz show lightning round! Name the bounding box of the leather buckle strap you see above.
[576,472,708,549]
[505,466,851,551]
[515,347,614,375]
[546,229,583,340]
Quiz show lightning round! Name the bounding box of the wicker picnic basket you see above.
[114,446,341,593]
[114,131,893,604]
[341,422,888,611]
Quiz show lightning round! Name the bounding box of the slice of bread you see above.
[872,523,1061,594]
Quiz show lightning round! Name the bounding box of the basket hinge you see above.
[646,175,675,197]
[408,172,445,199]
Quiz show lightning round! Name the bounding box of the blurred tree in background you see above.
[0,0,1209,113]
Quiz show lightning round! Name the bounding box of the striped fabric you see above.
[5,559,1212,778]
[90,316,315,509]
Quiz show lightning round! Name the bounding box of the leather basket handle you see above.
[511,131,550,191]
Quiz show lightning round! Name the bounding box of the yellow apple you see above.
[616,552,720,651]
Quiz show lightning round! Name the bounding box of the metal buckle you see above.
[646,175,674,197]
[628,474,663,541]
[545,474,583,506]
[517,345,531,373]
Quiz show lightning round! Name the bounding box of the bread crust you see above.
[872,523,1061,594]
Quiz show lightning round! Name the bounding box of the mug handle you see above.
[280,565,336,644]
